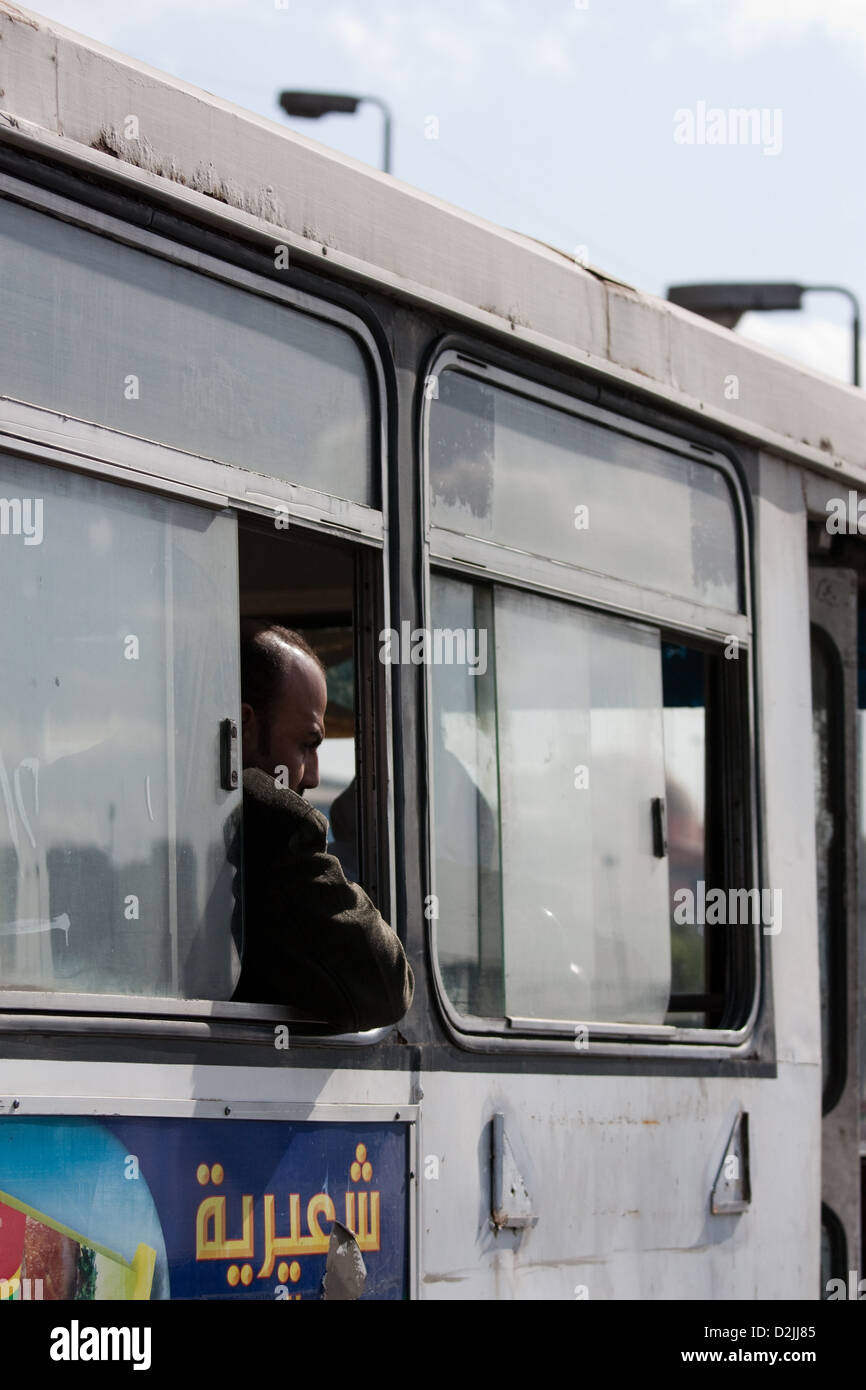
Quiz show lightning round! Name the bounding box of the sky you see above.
[23,0,866,385]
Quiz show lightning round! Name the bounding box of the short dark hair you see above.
[240,621,326,720]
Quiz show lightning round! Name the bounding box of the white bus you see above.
[0,2,860,1302]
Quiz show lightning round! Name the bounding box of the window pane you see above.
[495,589,670,1023]
[0,198,373,504]
[0,454,240,999]
[430,577,672,1025]
[430,578,502,1017]
[429,371,739,613]
[662,643,707,1011]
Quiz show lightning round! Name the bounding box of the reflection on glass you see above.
[0,198,373,504]
[430,576,672,1025]
[495,589,670,1023]
[0,455,240,999]
[430,578,502,1017]
[429,370,740,613]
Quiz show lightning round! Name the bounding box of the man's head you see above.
[240,622,328,793]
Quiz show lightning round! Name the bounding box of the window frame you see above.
[662,631,754,1029]
[424,350,749,645]
[810,621,849,1114]
[0,171,386,536]
[421,347,760,1055]
[0,177,397,1042]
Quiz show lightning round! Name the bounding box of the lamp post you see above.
[666,281,861,387]
[278,90,392,174]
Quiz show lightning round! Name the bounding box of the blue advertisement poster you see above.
[0,1115,409,1300]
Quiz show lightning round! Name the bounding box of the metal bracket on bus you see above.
[711,1110,751,1214]
[490,1112,538,1231]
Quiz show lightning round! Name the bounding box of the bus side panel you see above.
[418,1065,818,1299]
[416,454,821,1301]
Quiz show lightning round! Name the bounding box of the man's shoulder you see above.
[242,768,329,845]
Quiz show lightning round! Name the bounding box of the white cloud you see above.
[527,32,573,77]
[647,34,675,63]
[330,13,368,50]
[327,9,402,76]
[737,311,858,384]
[419,23,477,75]
[670,0,866,64]
[324,1,585,92]
[324,4,476,94]
[32,0,245,35]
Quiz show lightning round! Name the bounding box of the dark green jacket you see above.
[232,768,414,1032]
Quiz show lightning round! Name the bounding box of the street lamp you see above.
[666,281,862,387]
[278,90,392,174]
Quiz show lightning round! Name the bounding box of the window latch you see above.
[651,796,667,858]
[220,717,240,791]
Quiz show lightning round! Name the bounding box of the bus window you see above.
[429,586,749,1033]
[663,643,707,1024]
[430,575,672,1027]
[0,197,375,506]
[237,518,381,921]
[428,580,501,1018]
[429,368,741,614]
[0,495,388,1012]
[426,361,751,1039]
[0,193,388,1019]
[0,453,240,1001]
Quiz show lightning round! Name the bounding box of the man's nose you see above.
[301,753,320,791]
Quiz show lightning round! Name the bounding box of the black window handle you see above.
[220,718,239,790]
[652,796,667,858]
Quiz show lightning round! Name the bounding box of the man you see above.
[231,621,414,1032]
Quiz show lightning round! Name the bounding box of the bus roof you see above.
[1,0,864,484]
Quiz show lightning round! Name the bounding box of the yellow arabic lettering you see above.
[356,1191,380,1252]
[306,1192,336,1244]
[257,1192,334,1278]
[258,1193,291,1278]
[195,1194,255,1262]
[343,1191,381,1251]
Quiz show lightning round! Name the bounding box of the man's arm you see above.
[233,768,414,1032]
